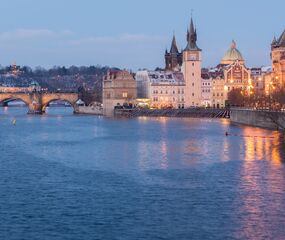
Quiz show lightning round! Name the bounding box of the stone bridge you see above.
[0,92,79,114]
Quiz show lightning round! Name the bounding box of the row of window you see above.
[213,93,224,97]
[153,89,184,94]
[202,82,211,86]
[202,89,211,93]
[153,97,185,102]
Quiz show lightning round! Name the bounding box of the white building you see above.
[201,73,212,107]
[135,70,186,109]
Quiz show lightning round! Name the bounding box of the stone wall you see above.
[230,108,285,130]
[74,106,103,115]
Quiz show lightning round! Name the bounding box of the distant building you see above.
[201,72,212,107]
[211,77,226,108]
[271,30,285,88]
[165,35,183,71]
[102,70,137,116]
[210,40,251,107]
[135,70,185,109]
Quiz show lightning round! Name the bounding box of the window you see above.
[221,93,223,97]
[192,83,194,86]
[192,63,194,66]
[173,90,175,94]
[192,73,194,76]
[122,92,128,98]
[192,93,194,97]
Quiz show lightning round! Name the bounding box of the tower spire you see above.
[170,34,179,54]
[184,16,201,51]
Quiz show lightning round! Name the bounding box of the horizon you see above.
[0,0,284,70]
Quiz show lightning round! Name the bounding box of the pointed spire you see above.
[189,17,195,38]
[277,30,285,47]
[231,40,236,49]
[170,34,179,54]
[184,16,201,51]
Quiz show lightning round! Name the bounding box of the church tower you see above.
[165,35,182,71]
[271,30,285,87]
[182,17,202,107]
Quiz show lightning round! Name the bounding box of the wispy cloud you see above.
[0,29,73,41]
[68,34,166,45]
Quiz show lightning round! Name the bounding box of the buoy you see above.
[12,119,16,125]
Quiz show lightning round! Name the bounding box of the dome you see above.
[221,40,244,64]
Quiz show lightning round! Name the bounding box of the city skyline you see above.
[0,0,284,70]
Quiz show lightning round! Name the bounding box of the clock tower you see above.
[182,17,202,107]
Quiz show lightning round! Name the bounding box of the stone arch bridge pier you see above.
[0,92,79,114]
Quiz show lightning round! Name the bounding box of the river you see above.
[0,106,285,239]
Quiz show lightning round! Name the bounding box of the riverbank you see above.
[74,105,103,115]
[114,108,230,118]
[230,108,285,131]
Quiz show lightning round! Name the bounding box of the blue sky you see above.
[0,0,284,70]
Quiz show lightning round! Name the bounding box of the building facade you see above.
[210,40,251,107]
[103,70,137,116]
[201,73,212,107]
[135,70,185,109]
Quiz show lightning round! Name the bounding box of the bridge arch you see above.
[42,99,77,112]
[41,93,79,113]
[0,94,31,107]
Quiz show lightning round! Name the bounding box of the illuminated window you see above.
[122,92,128,98]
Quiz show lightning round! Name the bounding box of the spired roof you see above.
[277,30,285,47]
[184,17,201,51]
[221,40,244,62]
[170,35,179,54]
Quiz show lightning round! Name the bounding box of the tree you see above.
[227,88,247,106]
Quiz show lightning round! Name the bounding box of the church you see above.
[211,40,251,108]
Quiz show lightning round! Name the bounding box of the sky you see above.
[0,0,284,70]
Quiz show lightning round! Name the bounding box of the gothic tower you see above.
[182,17,202,107]
[271,30,285,87]
[165,35,182,71]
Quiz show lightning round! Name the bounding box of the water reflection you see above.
[236,127,285,239]
[1,107,285,239]
[242,127,283,165]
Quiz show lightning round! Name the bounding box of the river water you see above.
[1,106,285,240]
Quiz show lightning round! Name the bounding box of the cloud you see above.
[68,34,166,45]
[0,29,73,41]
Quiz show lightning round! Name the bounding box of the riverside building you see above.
[102,70,137,116]
[135,70,185,109]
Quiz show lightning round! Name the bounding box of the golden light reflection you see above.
[242,127,282,166]
[237,128,285,239]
